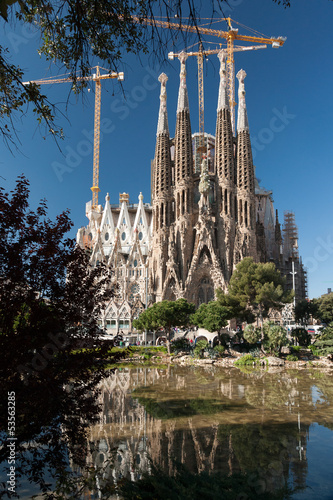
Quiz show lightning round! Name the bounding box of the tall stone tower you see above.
[234,69,256,263]
[150,52,258,306]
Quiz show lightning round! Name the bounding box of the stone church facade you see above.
[76,51,306,334]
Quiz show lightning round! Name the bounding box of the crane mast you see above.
[131,15,286,133]
[23,66,124,209]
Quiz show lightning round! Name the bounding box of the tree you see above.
[0,0,230,148]
[243,324,261,345]
[295,299,319,325]
[133,298,195,354]
[290,327,311,347]
[314,293,333,325]
[0,175,125,496]
[191,300,230,334]
[0,0,310,148]
[226,257,293,330]
[263,322,288,353]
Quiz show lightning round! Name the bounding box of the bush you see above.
[290,327,311,346]
[286,355,298,362]
[171,338,191,354]
[308,345,319,356]
[213,345,225,358]
[291,345,301,353]
[194,340,208,358]
[234,354,258,366]
[263,322,288,352]
[243,324,261,344]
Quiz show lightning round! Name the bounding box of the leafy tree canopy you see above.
[226,257,293,324]
[0,0,307,148]
[314,293,333,325]
[0,175,124,495]
[191,300,230,333]
[133,298,195,352]
[295,299,319,325]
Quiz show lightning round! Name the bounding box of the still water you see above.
[87,365,333,499]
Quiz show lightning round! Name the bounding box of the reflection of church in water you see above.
[77,51,307,333]
[80,367,311,497]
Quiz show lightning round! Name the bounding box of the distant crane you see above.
[23,66,124,209]
[131,16,286,133]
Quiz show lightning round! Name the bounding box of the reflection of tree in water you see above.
[77,366,333,497]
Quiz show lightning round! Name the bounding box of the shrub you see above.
[194,340,208,358]
[234,354,258,366]
[171,338,190,354]
[308,345,319,356]
[213,345,225,357]
[263,322,288,352]
[243,324,261,344]
[290,327,311,346]
[291,345,301,353]
[286,355,299,362]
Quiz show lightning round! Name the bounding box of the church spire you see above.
[237,69,249,132]
[174,51,193,194]
[153,73,172,221]
[177,51,189,112]
[217,50,229,111]
[236,69,253,193]
[215,50,235,192]
[157,73,169,135]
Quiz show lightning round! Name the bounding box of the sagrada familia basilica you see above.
[76,51,307,334]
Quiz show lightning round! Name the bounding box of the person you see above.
[190,339,193,345]
[208,340,212,347]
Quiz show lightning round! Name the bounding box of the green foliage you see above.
[316,322,333,340]
[226,258,293,324]
[133,299,195,353]
[243,324,261,344]
[308,345,319,356]
[291,345,301,353]
[263,322,288,351]
[290,327,311,346]
[286,355,299,362]
[295,299,319,325]
[0,176,126,496]
[171,338,191,353]
[191,300,230,332]
[194,340,208,358]
[213,344,225,357]
[313,338,333,357]
[118,462,294,500]
[234,354,258,366]
[314,293,333,325]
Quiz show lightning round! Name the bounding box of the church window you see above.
[105,232,109,241]
[123,218,126,224]
[134,259,138,267]
[121,232,126,241]
[88,233,93,241]
[140,217,143,225]
[139,231,143,240]
[129,283,140,301]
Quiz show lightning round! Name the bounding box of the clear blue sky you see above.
[1,0,332,299]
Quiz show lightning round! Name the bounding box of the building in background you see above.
[77,51,307,334]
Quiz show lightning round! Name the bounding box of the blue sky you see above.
[1,0,332,299]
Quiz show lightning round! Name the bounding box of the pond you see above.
[84,365,333,499]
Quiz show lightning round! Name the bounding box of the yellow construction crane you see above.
[169,43,267,155]
[131,16,286,133]
[23,66,124,209]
